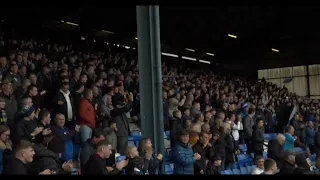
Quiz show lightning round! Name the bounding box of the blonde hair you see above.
[126,146,137,157]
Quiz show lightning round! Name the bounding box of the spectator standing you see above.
[0,80,18,129]
[78,88,95,145]
[252,118,265,158]
[243,108,255,153]
[172,130,200,175]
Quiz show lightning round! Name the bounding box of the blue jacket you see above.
[284,133,295,150]
[50,125,74,162]
[306,127,316,147]
[172,141,195,175]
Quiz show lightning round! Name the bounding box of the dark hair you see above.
[92,128,105,139]
[38,108,50,120]
[195,114,202,121]
[27,84,37,93]
[248,107,256,114]
[264,158,276,171]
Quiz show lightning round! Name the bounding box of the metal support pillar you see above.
[136,6,164,171]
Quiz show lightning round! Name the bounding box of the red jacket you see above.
[78,97,95,129]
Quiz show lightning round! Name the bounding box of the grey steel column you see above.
[136,5,164,171]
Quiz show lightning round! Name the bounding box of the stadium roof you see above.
[1,6,320,68]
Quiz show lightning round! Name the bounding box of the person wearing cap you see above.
[172,130,201,175]
[11,105,44,146]
[276,149,297,175]
[0,78,18,129]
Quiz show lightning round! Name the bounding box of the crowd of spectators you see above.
[0,29,320,175]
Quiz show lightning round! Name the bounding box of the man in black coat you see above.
[83,139,128,175]
[170,110,184,146]
[267,133,285,167]
[29,137,73,174]
[276,149,297,175]
[252,118,265,158]
[192,131,214,174]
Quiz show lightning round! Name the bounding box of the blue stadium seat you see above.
[247,166,253,174]
[293,147,305,153]
[128,141,136,147]
[165,163,173,174]
[264,133,272,140]
[240,167,249,174]
[130,131,141,138]
[270,133,277,139]
[252,165,256,169]
[263,151,268,158]
[309,154,316,162]
[223,170,233,175]
[239,144,247,153]
[237,154,251,167]
[232,169,241,174]
[165,131,170,138]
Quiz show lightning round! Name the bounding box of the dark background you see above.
[1,6,319,76]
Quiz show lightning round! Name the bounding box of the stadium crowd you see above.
[0,31,320,175]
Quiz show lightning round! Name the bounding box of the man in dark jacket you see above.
[80,128,105,170]
[111,92,133,155]
[267,133,285,167]
[276,149,297,175]
[83,139,128,175]
[0,79,18,129]
[264,104,274,133]
[192,131,214,174]
[243,108,255,153]
[252,118,265,158]
[29,137,73,174]
[170,110,184,146]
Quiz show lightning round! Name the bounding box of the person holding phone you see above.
[83,140,128,175]
[137,138,163,174]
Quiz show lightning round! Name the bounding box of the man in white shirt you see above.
[252,155,264,175]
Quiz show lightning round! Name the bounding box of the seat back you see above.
[223,170,233,175]
[232,169,241,174]
[240,167,249,174]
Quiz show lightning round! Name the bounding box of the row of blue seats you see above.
[222,165,256,175]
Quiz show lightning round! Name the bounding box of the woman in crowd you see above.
[137,138,163,175]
